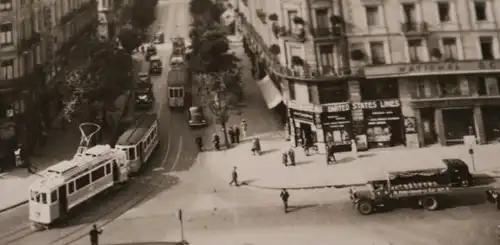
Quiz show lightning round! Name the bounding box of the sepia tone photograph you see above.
[1,0,500,244]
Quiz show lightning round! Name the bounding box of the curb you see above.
[0,200,28,214]
[244,183,366,191]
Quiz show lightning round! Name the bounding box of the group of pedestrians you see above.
[282,148,296,166]
[212,119,248,151]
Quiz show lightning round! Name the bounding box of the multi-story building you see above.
[0,0,97,165]
[0,0,46,160]
[237,0,500,151]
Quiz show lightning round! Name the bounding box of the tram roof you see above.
[117,113,157,145]
[167,68,187,86]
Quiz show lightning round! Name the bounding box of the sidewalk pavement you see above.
[0,93,129,213]
[199,132,500,190]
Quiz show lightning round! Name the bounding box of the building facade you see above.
[237,0,500,152]
[0,0,47,163]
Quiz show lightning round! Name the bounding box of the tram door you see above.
[112,160,119,182]
[58,185,68,216]
[138,142,144,166]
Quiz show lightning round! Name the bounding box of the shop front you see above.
[289,108,321,148]
[352,99,404,148]
[321,103,352,151]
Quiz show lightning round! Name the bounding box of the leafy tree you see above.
[117,23,143,54]
[130,0,157,29]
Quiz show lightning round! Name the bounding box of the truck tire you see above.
[356,199,375,215]
[420,196,439,211]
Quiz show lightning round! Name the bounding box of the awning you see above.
[257,75,283,109]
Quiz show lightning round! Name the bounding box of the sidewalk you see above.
[0,93,129,213]
[198,133,500,190]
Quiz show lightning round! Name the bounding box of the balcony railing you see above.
[280,28,306,42]
[310,26,344,39]
[401,21,429,35]
[238,13,363,81]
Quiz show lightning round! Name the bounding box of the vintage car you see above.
[170,55,184,69]
[349,158,474,215]
[149,55,162,74]
[153,31,164,44]
[145,45,157,60]
[135,88,154,109]
[187,106,207,127]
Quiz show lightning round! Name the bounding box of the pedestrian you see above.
[350,139,358,159]
[233,125,240,143]
[280,189,290,213]
[288,147,295,166]
[229,166,239,187]
[240,119,248,139]
[282,151,288,166]
[228,127,235,144]
[327,144,336,165]
[251,137,261,155]
[213,133,220,151]
[89,224,102,245]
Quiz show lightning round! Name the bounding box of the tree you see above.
[189,0,243,148]
[130,0,158,29]
[117,23,142,54]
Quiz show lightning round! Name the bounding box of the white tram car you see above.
[115,113,159,174]
[28,145,129,229]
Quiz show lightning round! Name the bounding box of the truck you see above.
[348,158,479,215]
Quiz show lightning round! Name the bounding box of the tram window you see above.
[91,167,106,182]
[106,163,112,175]
[30,191,36,201]
[75,174,90,190]
[41,193,47,204]
[35,193,41,203]
[128,147,136,160]
[169,89,174,98]
[68,182,75,194]
[51,190,58,203]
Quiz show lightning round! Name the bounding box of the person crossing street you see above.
[229,166,239,187]
[280,189,290,213]
[89,224,103,245]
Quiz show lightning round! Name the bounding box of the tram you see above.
[28,145,129,229]
[167,68,188,108]
[115,113,159,174]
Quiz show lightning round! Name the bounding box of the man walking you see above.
[229,166,239,187]
[233,125,240,143]
[288,147,295,166]
[327,144,336,165]
[89,224,102,245]
[228,127,235,144]
[280,189,290,213]
[282,151,288,166]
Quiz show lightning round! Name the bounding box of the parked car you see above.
[153,31,164,44]
[149,55,162,74]
[146,45,157,61]
[187,106,207,127]
[135,87,154,109]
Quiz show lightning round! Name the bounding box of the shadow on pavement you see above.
[106,242,186,245]
[260,148,279,155]
[240,179,258,185]
[288,204,319,213]
[334,157,356,164]
[294,160,314,166]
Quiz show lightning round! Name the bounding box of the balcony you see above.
[279,27,306,42]
[238,13,363,81]
[17,32,41,54]
[401,22,429,36]
[310,26,344,39]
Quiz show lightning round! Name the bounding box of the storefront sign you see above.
[352,99,401,110]
[325,103,350,112]
[290,109,315,123]
[321,111,351,129]
[322,110,351,146]
[364,60,500,78]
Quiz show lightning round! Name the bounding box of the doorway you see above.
[420,108,438,145]
[442,108,474,144]
[299,123,315,144]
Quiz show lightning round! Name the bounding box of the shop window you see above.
[360,79,399,100]
[318,82,348,104]
[438,77,460,96]
[288,81,296,100]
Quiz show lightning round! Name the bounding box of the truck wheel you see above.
[356,199,375,215]
[421,196,439,211]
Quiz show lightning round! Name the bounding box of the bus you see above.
[29,145,129,229]
[167,68,188,108]
[115,113,159,174]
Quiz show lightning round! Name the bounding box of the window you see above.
[437,2,450,22]
[51,190,58,203]
[105,163,111,175]
[365,5,380,26]
[361,80,399,100]
[408,39,422,62]
[319,45,334,73]
[438,78,460,96]
[287,10,298,29]
[442,37,458,60]
[91,166,106,182]
[480,36,494,60]
[1,59,14,79]
[128,147,136,160]
[474,1,487,21]
[68,182,75,194]
[307,85,313,103]
[315,8,329,28]
[288,81,296,100]
[369,42,386,64]
[169,89,174,98]
[318,83,348,104]
[75,174,90,190]
[477,77,487,95]
[41,193,47,204]
[414,80,427,98]
[0,0,12,11]
[402,3,416,23]
[0,23,13,45]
